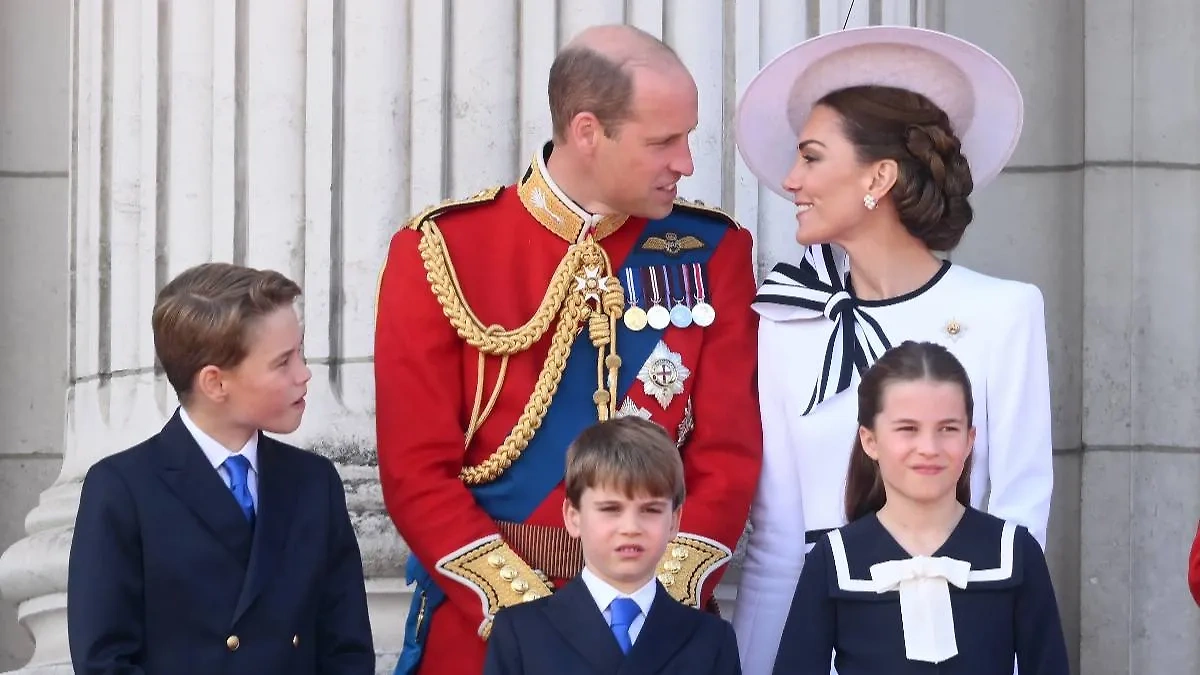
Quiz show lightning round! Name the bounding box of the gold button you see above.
[499,566,517,581]
[487,553,505,568]
[226,635,240,651]
[664,560,682,574]
[511,579,529,594]
[672,546,689,561]
[522,591,540,602]
[658,572,676,587]
[292,634,299,647]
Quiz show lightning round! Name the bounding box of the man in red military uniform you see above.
[375,24,762,675]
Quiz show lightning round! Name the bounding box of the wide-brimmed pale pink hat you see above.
[735,25,1023,200]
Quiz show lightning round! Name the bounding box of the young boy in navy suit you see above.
[483,416,742,674]
[67,262,374,675]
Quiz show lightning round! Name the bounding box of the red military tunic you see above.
[375,146,763,674]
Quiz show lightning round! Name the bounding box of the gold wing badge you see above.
[641,232,706,257]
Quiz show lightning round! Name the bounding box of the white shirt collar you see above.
[179,406,259,474]
[580,566,658,618]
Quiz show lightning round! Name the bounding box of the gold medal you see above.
[622,268,647,331]
[624,306,648,331]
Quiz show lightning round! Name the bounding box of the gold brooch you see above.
[943,318,965,341]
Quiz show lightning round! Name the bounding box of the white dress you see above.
[733,244,1053,675]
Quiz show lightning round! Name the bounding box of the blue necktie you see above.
[223,455,255,525]
[608,597,641,655]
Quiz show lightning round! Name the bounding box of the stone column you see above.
[1077,0,1200,673]
[0,1,410,672]
[0,1,931,672]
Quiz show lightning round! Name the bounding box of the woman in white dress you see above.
[730,26,1053,675]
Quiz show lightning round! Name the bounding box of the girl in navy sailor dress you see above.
[771,342,1069,675]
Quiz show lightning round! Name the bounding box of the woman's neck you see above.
[876,494,966,557]
[838,223,942,301]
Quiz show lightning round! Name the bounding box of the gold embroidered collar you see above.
[517,144,629,243]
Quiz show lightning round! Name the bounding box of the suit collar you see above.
[545,578,704,674]
[155,411,255,563]
[543,578,625,673]
[621,582,702,673]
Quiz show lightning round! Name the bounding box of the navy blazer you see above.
[483,576,741,675]
[67,410,374,675]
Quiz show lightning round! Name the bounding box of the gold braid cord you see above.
[417,219,623,485]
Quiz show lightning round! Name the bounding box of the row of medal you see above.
[621,262,716,331]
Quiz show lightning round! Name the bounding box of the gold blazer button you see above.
[226,635,240,651]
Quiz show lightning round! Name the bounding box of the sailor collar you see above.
[825,510,1022,665]
[752,243,951,415]
[518,142,629,243]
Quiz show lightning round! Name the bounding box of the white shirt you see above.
[179,407,260,508]
[580,567,658,645]
[734,251,1053,675]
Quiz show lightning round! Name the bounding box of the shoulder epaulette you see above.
[404,186,505,230]
[672,198,743,230]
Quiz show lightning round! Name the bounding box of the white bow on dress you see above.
[869,555,972,664]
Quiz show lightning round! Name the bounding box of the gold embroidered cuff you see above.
[655,533,733,608]
[435,535,555,638]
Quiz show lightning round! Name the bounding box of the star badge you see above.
[637,342,691,408]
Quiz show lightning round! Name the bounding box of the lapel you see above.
[620,583,700,674]
[544,578,626,674]
[154,411,254,566]
[232,434,299,624]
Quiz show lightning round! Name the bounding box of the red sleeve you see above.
[1189,520,1200,607]
[375,227,536,634]
[675,226,764,602]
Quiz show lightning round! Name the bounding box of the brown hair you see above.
[565,417,686,509]
[818,85,975,251]
[845,341,974,522]
[548,27,679,140]
[152,262,302,401]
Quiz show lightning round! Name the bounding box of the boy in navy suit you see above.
[67,262,374,675]
[483,416,742,674]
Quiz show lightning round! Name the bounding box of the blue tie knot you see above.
[222,455,255,524]
[224,454,251,486]
[608,597,641,654]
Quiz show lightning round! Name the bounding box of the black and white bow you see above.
[752,244,892,415]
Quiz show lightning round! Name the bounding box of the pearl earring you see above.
[863,194,877,210]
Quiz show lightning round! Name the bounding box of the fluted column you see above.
[0,1,410,672]
[0,2,929,673]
